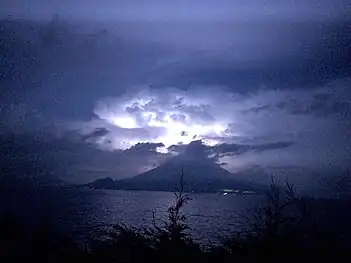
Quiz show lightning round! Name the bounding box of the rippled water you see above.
[1,187,263,242]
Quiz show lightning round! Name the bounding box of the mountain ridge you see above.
[87,159,265,193]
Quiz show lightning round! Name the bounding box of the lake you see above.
[0,187,263,243]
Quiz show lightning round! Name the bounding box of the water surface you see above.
[0,187,262,242]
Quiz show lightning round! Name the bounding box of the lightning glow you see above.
[109,110,227,149]
[112,116,138,129]
[92,88,240,151]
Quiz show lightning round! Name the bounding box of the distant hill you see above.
[87,158,264,193]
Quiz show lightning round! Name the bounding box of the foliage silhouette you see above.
[1,174,350,263]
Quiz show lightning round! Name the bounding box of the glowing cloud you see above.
[112,116,138,129]
[92,87,234,149]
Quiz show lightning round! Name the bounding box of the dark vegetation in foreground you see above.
[1,176,351,262]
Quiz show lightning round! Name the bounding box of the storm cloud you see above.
[0,1,350,188]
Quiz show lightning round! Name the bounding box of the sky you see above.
[1,1,350,192]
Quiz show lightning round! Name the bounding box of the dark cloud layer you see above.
[213,141,294,156]
[2,1,350,21]
[0,132,170,183]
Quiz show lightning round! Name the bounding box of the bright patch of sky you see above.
[92,87,234,150]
